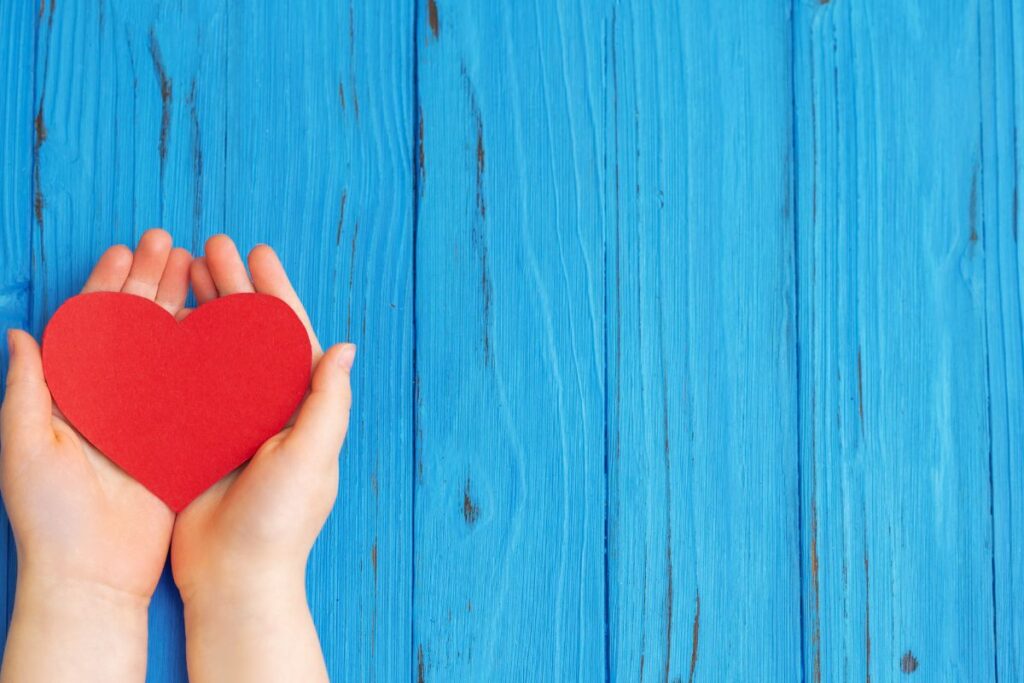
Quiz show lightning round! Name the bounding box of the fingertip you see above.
[82,245,134,293]
[105,244,134,268]
[248,243,278,265]
[247,243,286,281]
[286,343,354,455]
[122,228,175,299]
[205,233,236,258]
[336,343,357,372]
[204,234,254,295]
[169,246,192,261]
[139,227,173,250]
[4,328,43,385]
[247,245,309,310]
[6,328,22,355]
[10,328,39,354]
[2,328,52,447]
[315,343,354,403]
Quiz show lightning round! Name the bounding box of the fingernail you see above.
[337,343,357,371]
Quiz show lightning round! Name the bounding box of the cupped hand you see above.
[0,229,192,681]
[170,235,355,602]
[0,228,191,602]
[169,235,352,682]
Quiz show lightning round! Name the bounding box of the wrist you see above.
[176,556,307,608]
[2,570,150,681]
[180,571,325,681]
[182,572,308,615]
[179,563,310,634]
[14,568,151,622]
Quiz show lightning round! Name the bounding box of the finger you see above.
[175,307,193,321]
[80,245,133,294]
[1,330,54,451]
[154,247,193,316]
[204,234,254,295]
[248,245,322,357]
[282,343,355,460]
[190,257,219,304]
[121,228,174,299]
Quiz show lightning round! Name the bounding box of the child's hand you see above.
[170,235,354,682]
[0,229,191,680]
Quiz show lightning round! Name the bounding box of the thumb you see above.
[282,343,355,461]
[1,330,54,451]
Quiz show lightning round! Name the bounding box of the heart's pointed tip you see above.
[162,493,186,513]
[143,483,190,513]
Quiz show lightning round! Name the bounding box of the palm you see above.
[170,236,339,596]
[27,412,174,596]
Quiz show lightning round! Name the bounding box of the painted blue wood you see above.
[3,0,1024,680]
[605,3,802,680]
[26,2,223,678]
[981,0,1024,678]
[0,0,36,646]
[221,4,414,681]
[793,0,1004,679]
[9,1,413,681]
[413,1,607,679]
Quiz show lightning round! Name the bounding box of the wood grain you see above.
[794,1,1003,679]
[221,5,414,679]
[7,1,413,681]
[982,0,1024,679]
[1,1,1023,680]
[606,3,801,680]
[413,2,607,679]
[0,0,36,643]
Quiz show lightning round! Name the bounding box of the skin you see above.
[0,231,353,682]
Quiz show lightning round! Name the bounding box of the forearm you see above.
[0,573,150,682]
[182,575,328,683]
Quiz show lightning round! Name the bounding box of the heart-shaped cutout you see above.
[41,292,312,511]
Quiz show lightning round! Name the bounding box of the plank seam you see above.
[788,1,809,681]
[410,0,421,679]
[978,1,1002,679]
[602,8,616,682]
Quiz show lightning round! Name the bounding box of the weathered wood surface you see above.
[605,3,801,680]
[1,2,412,681]
[0,1,1021,680]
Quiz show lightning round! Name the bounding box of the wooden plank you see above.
[605,3,802,680]
[412,2,607,679]
[0,0,37,643]
[28,2,229,679]
[793,1,997,679]
[23,2,413,680]
[10,2,1022,680]
[982,0,1024,678]
[222,3,413,681]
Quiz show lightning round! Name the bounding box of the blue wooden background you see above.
[1,1,1022,680]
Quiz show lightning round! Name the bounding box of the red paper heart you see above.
[41,292,311,511]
